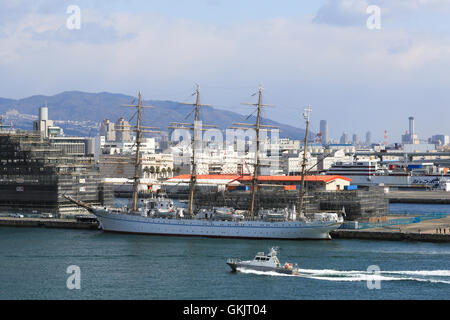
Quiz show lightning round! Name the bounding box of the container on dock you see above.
[344,185,358,191]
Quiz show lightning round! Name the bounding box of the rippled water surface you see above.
[0,203,449,299]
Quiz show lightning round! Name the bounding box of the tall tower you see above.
[409,117,415,138]
[319,120,328,145]
[384,130,388,146]
[407,116,419,144]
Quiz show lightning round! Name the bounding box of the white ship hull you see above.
[93,209,342,240]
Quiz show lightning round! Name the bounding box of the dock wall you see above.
[0,217,99,230]
[386,191,450,204]
[331,230,450,242]
[2,218,449,243]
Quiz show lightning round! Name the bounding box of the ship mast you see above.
[188,85,201,216]
[121,92,159,212]
[232,85,276,217]
[170,85,215,216]
[249,88,262,217]
[297,105,312,218]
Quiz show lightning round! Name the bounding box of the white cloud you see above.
[313,0,450,28]
[1,3,450,139]
[313,0,369,27]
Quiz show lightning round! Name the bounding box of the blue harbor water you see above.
[0,203,449,300]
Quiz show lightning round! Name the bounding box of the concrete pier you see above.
[331,230,450,242]
[387,190,450,204]
[332,215,450,242]
[2,213,449,243]
[0,217,99,230]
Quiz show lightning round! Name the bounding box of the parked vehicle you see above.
[9,213,24,218]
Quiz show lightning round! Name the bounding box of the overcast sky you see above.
[1,0,449,143]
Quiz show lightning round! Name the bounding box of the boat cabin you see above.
[252,249,281,267]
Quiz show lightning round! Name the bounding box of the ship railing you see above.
[227,258,241,264]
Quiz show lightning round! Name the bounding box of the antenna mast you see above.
[297,105,312,218]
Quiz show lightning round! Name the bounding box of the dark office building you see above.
[0,131,113,216]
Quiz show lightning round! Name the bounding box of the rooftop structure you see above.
[166,174,351,192]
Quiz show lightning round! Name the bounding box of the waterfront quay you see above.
[332,215,450,242]
[387,190,450,204]
[2,212,450,242]
[0,216,99,230]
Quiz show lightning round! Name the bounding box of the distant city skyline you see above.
[1,1,450,141]
[317,115,449,146]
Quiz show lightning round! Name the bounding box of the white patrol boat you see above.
[227,247,300,275]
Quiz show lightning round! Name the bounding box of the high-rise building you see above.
[352,134,358,146]
[429,135,450,146]
[365,131,371,146]
[115,117,131,142]
[340,132,348,144]
[319,120,328,145]
[99,119,116,141]
[0,131,113,216]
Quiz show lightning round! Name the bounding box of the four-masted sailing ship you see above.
[66,87,343,239]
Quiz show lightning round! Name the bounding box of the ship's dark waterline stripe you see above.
[102,229,331,240]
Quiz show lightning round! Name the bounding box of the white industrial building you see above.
[99,153,174,180]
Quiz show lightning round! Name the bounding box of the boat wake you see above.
[236,268,450,284]
[236,268,296,277]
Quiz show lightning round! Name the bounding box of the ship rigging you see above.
[65,87,344,239]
